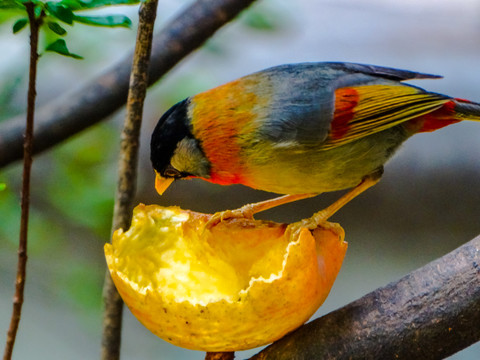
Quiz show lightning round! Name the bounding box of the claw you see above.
[204,205,255,230]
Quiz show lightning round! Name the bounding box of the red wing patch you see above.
[330,88,359,140]
[323,85,449,149]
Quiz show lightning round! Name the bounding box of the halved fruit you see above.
[104,204,347,352]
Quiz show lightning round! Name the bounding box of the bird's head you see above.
[150,99,210,195]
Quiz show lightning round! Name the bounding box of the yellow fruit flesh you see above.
[105,204,347,351]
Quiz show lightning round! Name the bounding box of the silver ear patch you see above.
[170,137,210,178]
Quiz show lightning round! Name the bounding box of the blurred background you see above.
[1,0,479,358]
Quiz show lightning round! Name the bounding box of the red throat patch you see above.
[189,77,266,186]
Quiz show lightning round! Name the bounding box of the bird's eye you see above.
[164,167,181,178]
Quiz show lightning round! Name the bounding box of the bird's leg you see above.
[205,193,318,229]
[297,169,383,231]
[205,168,383,230]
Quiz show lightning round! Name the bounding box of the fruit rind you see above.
[105,204,347,351]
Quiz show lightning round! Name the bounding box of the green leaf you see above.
[73,13,131,28]
[45,2,74,24]
[61,0,139,10]
[47,21,67,35]
[34,2,43,17]
[12,18,28,33]
[46,39,83,59]
[242,10,277,31]
[14,0,42,4]
[0,0,25,10]
[56,0,83,10]
[0,183,6,191]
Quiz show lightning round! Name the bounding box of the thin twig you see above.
[3,4,41,360]
[0,0,258,169]
[250,234,480,360]
[101,1,159,359]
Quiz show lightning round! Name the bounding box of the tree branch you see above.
[205,352,235,360]
[249,235,480,360]
[101,0,158,359]
[0,0,257,169]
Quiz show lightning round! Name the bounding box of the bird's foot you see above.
[203,193,318,230]
[204,204,256,230]
[296,208,331,231]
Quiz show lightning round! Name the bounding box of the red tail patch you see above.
[415,100,461,133]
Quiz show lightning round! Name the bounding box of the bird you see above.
[150,62,480,227]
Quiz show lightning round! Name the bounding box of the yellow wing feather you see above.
[323,84,449,150]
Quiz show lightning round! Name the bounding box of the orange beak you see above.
[155,171,174,195]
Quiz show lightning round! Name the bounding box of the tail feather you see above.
[414,97,480,133]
